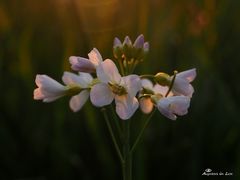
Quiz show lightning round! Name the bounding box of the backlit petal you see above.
[88,48,103,67]
[153,84,170,96]
[62,72,92,88]
[122,75,141,97]
[34,75,66,102]
[69,56,95,73]
[157,96,190,120]
[141,79,153,89]
[90,83,114,107]
[70,90,89,112]
[172,77,194,97]
[96,59,121,83]
[115,95,139,120]
[177,68,196,82]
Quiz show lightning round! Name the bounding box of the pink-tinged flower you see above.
[139,79,171,114]
[157,96,190,120]
[69,48,103,73]
[62,72,93,112]
[34,72,93,112]
[172,68,196,97]
[34,75,67,102]
[90,59,141,120]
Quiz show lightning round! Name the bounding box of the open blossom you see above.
[139,79,170,114]
[34,72,93,112]
[156,96,190,120]
[62,72,93,112]
[90,59,141,120]
[171,68,196,97]
[139,79,190,120]
[69,48,103,73]
[34,75,67,102]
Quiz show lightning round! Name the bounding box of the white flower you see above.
[172,68,196,97]
[90,59,141,120]
[139,79,171,114]
[62,72,93,112]
[34,75,66,102]
[69,48,103,73]
[157,96,190,120]
[34,72,93,112]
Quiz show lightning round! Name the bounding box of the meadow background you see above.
[1,0,240,179]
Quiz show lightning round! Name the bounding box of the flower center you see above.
[108,83,127,96]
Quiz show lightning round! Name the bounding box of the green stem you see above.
[101,108,124,164]
[110,105,122,136]
[165,70,177,97]
[122,120,132,180]
[118,58,125,76]
[130,109,156,154]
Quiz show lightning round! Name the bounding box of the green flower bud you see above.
[154,72,171,86]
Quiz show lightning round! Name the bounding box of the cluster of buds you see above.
[113,35,149,75]
[34,35,196,120]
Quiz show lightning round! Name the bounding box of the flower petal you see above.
[62,72,92,88]
[69,56,95,73]
[122,75,141,97]
[70,90,89,112]
[157,96,190,120]
[139,97,153,114]
[153,84,173,97]
[167,96,190,116]
[88,48,103,67]
[177,68,196,82]
[141,79,153,89]
[34,75,66,102]
[90,83,114,107]
[115,95,139,120]
[96,59,121,83]
[172,77,194,97]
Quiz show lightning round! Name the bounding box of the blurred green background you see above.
[1,0,240,179]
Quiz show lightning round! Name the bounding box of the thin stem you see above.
[122,120,132,180]
[118,58,125,76]
[130,108,156,154]
[110,105,122,136]
[165,70,178,97]
[101,108,124,164]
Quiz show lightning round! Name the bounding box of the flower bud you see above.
[133,34,144,49]
[154,72,171,86]
[113,37,123,59]
[143,42,149,53]
[113,37,122,48]
[123,36,132,46]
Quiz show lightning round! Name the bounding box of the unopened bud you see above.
[123,36,132,46]
[113,37,122,48]
[143,42,149,53]
[133,34,144,49]
[113,37,123,59]
[154,72,171,86]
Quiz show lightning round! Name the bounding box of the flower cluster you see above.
[34,35,196,120]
